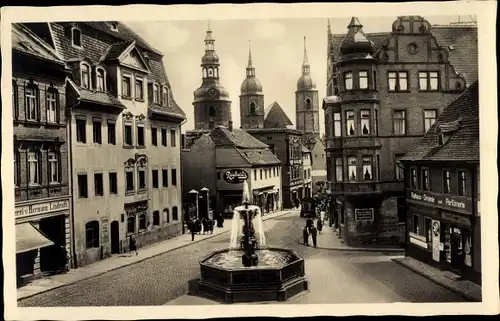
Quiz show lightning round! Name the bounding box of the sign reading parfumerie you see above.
[15,199,70,219]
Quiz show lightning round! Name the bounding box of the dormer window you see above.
[72,27,82,48]
[153,84,160,104]
[110,22,118,32]
[81,63,91,89]
[96,68,105,92]
[162,87,169,106]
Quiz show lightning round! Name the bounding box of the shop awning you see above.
[16,223,54,254]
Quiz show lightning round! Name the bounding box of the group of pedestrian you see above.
[188,214,225,241]
[302,207,326,247]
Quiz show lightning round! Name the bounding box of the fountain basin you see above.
[191,247,309,303]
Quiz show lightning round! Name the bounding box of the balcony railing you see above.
[325,136,382,150]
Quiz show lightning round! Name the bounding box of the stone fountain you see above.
[189,180,309,303]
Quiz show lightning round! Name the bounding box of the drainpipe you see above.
[179,118,187,234]
[68,100,80,268]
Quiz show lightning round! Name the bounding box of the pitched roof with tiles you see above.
[67,78,125,108]
[12,23,65,65]
[209,126,269,149]
[102,40,135,61]
[328,19,478,86]
[401,81,479,163]
[264,101,293,129]
[238,149,281,166]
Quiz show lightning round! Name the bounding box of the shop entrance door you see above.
[450,227,463,270]
[38,215,66,273]
[110,221,120,254]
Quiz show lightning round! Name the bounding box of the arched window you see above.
[25,82,39,121]
[208,106,216,118]
[214,68,219,78]
[208,68,214,77]
[127,216,135,234]
[163,87,169,106]
[139,213,147,230]
[153,84,160,103]
[152,211,160,226]
[27,148,41,185]
[163,208,170,223]
[172,206,179,221]
[46,86,59,123]
[81,63,91,89]
[72,27,82,47]
[305,98,312,109]
[96,68,106,92]
[85,220,99,249]
[203,68,208,78]
[249,102,256,115]
[48,149,61,184]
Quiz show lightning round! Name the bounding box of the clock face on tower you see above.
[207,87,220,100]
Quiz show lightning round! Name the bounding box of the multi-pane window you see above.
[46,89,58,123]
[359,71,368,89]
[171,169,177,186]
[333,112,341,137]
[48,152,60,183]
[388,71,408,91]
[72,28,82,47]
[109,172,117,194]
[124,124,133,145]
[152,169,159,188]
[170,130,176,147]
[344,71,353,90]
[93,119,102,144]
[78,174,88,198]
[162,169,168,187]
[393,110,406,135]
[122,76,131,97]
[348,156,357,182]
[419,71,439,91]
[26,86,38,121]
[362,156,372,180]
[107,120,116,145]
[163,87,169,105]
[138,168,146,190]
[76,118,86,143]
[410,168,417,189]
[458,170,467,196]
[154,84,160,103]
[135,79,144,100]
[374,109,379,135]
[422,168,429,191]
[85,221,99,249]
[161,128,167,146]
[28,151,40,185]
[346,111,355,136]
[137,124,145,146]
[395,155,404,180]
[94,173,104,196]
[443,170,451,194]
[335,157,343,182]
[81,64,90,89]
[126,170,134,192]
[424,110,437,132]
[151,127,158,146]
[96,69,105,92]
[360,110,370,135]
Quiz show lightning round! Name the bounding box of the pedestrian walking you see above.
[303,225,310,246]
[188,219,196,241]
[317,218,323,233]
[129,235,138,256]
[310,226,318,247]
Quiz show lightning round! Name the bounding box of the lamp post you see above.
[200,187,210,220]
[188,189,199,219]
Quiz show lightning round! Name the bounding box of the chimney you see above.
[228,121,233,131]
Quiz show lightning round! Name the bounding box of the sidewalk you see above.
[17,209,296,301]
[297,221,404,252]
[392,256,482,302]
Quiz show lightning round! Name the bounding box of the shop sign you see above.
[431,220,441,262]
[223,169,248,184]
[15,199,70,219]
[355,208,374,222]
[407,191,471,213]
[441,211,471,227]
[409,232,428,249]
[101,217,109,244]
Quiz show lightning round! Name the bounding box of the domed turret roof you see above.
[240,42,263,94]
[340,17,375,55]
[194,83,230,102]
[297,37,317,91]
[202,52,219,65]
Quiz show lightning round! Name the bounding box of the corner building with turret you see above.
[323,16,477,246]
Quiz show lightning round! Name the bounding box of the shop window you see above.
[171,169,177,186]
[93,118,102,144]
[358,70,368,89]
[388,71,408,91]
[137,124,145,146]
[138,213,147,230]
[173,206,179,221]
[124,124,133,146]
[138,168,146,190]
[85,221,99,249]
[347,156,356,182]
[360,110,370,135]
[346,111,355,136]
[410,167,417,189]
[425,218,432,243]
[76,117,87,143]
[27,150,41,185]
[424,109,437,132]
[107,120,116,145]
[393,110,406,135]
[463,231,472,267]
[443,169,451,194]
[127,216,135,234]
[422,168,429,191]
[458,170,467,196]
[46,87,59,123]
[135,78,144,100]
[162,169,168,187]
[78,173,88,198]
[419,71,439,91]
[94,173,104,196]
[25,84,39,121]
[171,129,176,147]
[343,71,353,90]
[109,172,117,194]
[362,156,372,180]
[48,151,61,184]
[152,169,159,188]
[161,128,167,146]
[153,211,160,226]
[125,170,134,192]
[151,127,158,146]
[412,214,420,234]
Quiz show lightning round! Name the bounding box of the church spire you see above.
[302,36,310,75]
[246,40,255,77]
[204,21,215,50]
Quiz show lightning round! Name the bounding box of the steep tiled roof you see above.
[238,149,281,166]
[210,126,269,149]
[67,78,125,108]
[264,101,293,129]
[12,23,65,65]
[329,22,478,86]
[401,82,479,162]
[103,40,134,61]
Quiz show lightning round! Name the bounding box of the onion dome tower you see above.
[193,22,232,130]
[240,41,264,129]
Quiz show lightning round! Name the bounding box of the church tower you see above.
[295,37,320,149]
[240,41,264,129]
[193,23,232,130]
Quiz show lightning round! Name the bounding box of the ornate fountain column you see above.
[241,202,259,267]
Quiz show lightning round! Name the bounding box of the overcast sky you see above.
[127,15,475,133]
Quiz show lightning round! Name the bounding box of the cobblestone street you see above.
[18,212,467,307]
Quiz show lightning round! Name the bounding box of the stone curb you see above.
[391,258,480,302]
[296,238,405,253]
[18,210,294,301]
